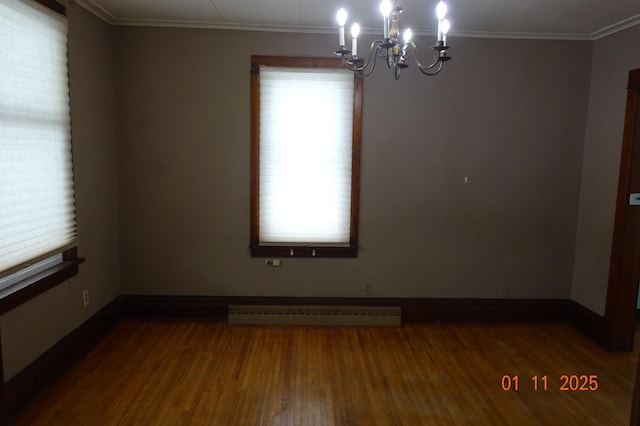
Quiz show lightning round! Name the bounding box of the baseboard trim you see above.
[121,295,571,324]
[2,295,609,423]
[569,300,608,348]
[122,295,228,321]
[399,298,571,323]
[5,298,123,421]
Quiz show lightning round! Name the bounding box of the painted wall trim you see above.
[569,300,609,348]
[2,295,608,423]
[4,298,122,422]
[121,295,572,324]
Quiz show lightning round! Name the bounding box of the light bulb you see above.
[441,19,450,35]
[403,28,412,42]
[336,8,347,26]
[336,8,347,47]
[380,0,392,17]
[351,22,360,38]
[436,1,447,20]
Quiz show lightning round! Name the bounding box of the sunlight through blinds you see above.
[259,66,354,244]
[0,0,76,277]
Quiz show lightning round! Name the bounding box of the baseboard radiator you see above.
[228,305,401,326]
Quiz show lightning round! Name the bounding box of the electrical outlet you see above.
[82,289,89,307]
[364,282,373,296]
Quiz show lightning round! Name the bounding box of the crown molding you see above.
[114,18,335,34]
[74,0,640,42]
[73,0,116,24]
[591,13,640,40]
[450,30,591,41]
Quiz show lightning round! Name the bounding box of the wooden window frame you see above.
[0,248,84,315]
[34,0,66,15]
[249,56,363,258]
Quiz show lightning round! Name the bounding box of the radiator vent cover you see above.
[228,305,401,326]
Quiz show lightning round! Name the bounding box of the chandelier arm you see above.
[351,46,382,78]
[341,57,359,72]
[358,50,381,78]
[342,40,385,73]
[409,42,442,72]
[412,47,445,76]
[416,60,444,76]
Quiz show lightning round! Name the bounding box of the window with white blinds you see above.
[250,56,362,258]
[0,0,77,280]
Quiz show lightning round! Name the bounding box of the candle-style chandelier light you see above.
[334,0,451,79]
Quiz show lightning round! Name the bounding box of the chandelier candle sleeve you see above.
[351,23,360,57]
[441,19,450,46]
[380,0,392,39]
[436,1,448,42]
[337,8,347,46]
[402,28,412,56]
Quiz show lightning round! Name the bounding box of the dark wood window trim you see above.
[249,56,363,258]
[33,0,66,16]
[0,248,84,315]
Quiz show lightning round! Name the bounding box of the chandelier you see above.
[334,0,451,79]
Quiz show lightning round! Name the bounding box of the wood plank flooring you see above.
[14,322,639,425]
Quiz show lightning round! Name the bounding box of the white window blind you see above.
[0,0,76,278]
[259,66,354,244]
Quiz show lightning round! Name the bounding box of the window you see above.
[250,56,362,257]
[0,0,81,310]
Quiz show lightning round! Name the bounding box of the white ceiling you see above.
[76,0,640,40]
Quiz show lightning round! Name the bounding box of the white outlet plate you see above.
[82,289,89,306]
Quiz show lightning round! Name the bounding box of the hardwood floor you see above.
[14,322,639,425]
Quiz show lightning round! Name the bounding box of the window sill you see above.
[250,245,357,258]
[0,250,84,315]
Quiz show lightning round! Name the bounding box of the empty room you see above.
[2,0,640,424]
